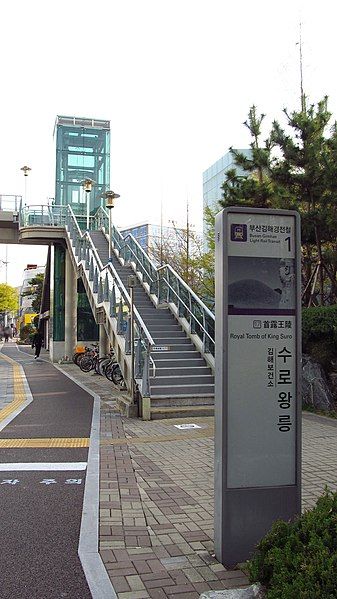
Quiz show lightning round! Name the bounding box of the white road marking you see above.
[0,462,87,471]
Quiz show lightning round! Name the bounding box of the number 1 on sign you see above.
[285,236,291,252]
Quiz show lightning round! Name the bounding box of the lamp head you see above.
[21,165,31,177]
[82,178,94,193]
[105,190,120,209]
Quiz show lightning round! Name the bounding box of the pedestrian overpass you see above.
[0,199,215,419]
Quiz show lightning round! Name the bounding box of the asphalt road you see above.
[0,345,93,598]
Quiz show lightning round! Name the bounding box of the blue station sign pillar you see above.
[214,207,301,566]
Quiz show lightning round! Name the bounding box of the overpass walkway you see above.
[3,203,216,420]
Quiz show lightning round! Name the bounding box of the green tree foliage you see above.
[221,106,274,209]
[0,283,18,313]
[20,323,35,342]
[198,205,217,304]
[22,273,44,313]
[302,305,337,370]
[219,98,337,306]
[150,219,215,305]
[150,223,203,291]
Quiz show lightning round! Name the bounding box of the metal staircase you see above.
[15,203,216,419]
[90,230,214,414]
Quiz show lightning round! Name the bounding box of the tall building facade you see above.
[120,223,174,253]
[202,149,252,245]
[54,115,110,215]
[203,149,252,212]
[19,264,45,328]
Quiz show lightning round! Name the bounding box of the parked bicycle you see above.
[96,347,116,375]
[79,344,100,373]
[104,361,125,386]
[75,343,126,387]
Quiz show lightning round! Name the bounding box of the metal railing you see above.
[18,203,215,359]
[92,210,215,354]
[0,195,22,212]
[19,204,68,227]
[120,234,157,292]
[157,265,215,355]
[66,207,155,398]
[92,206,124,252]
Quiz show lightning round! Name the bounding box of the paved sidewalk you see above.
[0,348,15,410]
[58,362,337,599]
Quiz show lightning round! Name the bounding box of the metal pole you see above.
[130,285,135,401]
[108,207,112,262]
[5,245,8,284]
[86,191,90,230]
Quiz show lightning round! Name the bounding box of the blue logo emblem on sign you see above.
[231,223,247,242]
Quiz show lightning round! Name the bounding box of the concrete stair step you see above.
[152,343,196,352]
[150,375,214,386]
[144,314,176,321]
[152,352,202,361]
[150,384,215,396]
[153,367,212,376]
[151,358,207,368]
[150,405,214,420]
[147,323,181,330]
[152,337,191,345]
[150,394,214,405]
[152,331,186,339]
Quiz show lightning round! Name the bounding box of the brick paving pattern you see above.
[100,406,249,598]
[56,363,337,598]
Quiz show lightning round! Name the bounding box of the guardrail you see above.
[157,265,215,355]
[18,203,215,358]
[0,195,22,212]
[93,209,215,355]
[19,204,68,227]
[67,207,155,398]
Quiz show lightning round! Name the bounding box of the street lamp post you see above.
[20,165,31,204]
[104,191,120,262]
[127,274,137,403]
[82,178,94,230]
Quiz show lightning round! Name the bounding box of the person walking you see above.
[4,326,11,343]
[31,330,43,359]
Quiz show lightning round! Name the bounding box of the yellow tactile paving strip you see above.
[0,352,27,422]
[0,438,90,448]
[0,353,90,448]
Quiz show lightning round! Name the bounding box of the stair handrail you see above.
[157,264,215,354]
[68,206,155,348]
[120,233,157,291]
[92,206,157,291]
[87,236,155,348]
[92,206,124,252]
[66,207,155,398]
[90,205,215,354]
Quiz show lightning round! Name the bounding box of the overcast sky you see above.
[0,0,336,286]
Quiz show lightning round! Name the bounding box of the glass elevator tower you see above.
[54,115,110,214]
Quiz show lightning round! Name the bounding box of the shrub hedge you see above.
[302,305,337,371]
[248,489,337,598]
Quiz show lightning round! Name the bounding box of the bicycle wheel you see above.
[98,357,113,376]
[104,362,116,382]
[94,356,103,374]
[111,364,124,385]
[73,352,84,366]
[80,356,94,372]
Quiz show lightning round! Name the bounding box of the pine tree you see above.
[220,106,274,209]
[270,97,337,305]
